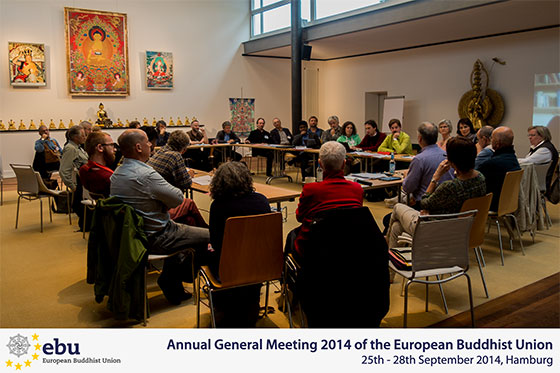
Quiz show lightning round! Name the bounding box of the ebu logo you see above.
[42,338,80,355]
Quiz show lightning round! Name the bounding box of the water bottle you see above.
[389,152,396,174]
[316,165,323,182]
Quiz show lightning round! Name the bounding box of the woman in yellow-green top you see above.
[378,118,414,155]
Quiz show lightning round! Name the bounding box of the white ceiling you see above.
[245,0,560,60]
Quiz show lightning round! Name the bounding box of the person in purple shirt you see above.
[402,121,454,206]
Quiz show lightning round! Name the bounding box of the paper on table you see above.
[192,175,212,185]
[350,172,385,179]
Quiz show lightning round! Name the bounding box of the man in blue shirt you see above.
[475,125,494,169]
[308,115,323,138]
[111,129,209,305]
[401,121,454,206]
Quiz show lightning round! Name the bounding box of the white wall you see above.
[0,0,292,176]
[317,28,560,156]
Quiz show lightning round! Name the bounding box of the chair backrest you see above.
[461,193,493,249]
[411,211,475,272]
[10,164,39,195]
[218,212,283,287]
[534,162,551,193]
[497,169,524,216]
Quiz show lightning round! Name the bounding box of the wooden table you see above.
[188,169,301,211]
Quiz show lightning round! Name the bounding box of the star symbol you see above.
[32,353,39,360]
[15,362,22,370]
[32,333,39,341]
[24,360,31,367]
[6,360,13,367]
[34,343,41,350]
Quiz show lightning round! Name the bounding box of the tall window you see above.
[251,0,408,38]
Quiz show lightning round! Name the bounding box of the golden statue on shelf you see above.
[169,117,175,126]
[8,120,16,130]
[458,59,504,129]
[152,117,157,126]
[19,120,27,130]
[0,120,6,131]
[143,118,148,126]
[49,119,56,129]
[96,102,113,127]
[184,116,190,125]
[59,119,66,129]
[176,117,183,126]
[29,119,37,130]
[117,118,123,127]
[69,119,75,127]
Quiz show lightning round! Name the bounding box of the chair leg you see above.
[465,273,475,327]
[542,195,552,228]
[509,214,526,256]
[436,275,449,314]
[196,273,201,328]
[495,219,505,266]
[48,196,53,222]
[208,289,216,328]
[264,281,270,317]
[40,198,43,233]
[474,246,489,298]
[403,280,411,328]
[479,246,486,267]
[82,204,87,239]
[15,196,21,229]
[67,192,72,225]
[191,253,197,304]
[143,267,148,326]
[425,277,429,312]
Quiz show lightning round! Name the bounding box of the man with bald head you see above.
[111,129,209,305]
[478,126,521,210]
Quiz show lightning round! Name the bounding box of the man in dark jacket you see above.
[245,117,273,176]
[478,126,521,211]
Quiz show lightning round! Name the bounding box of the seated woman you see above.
[208,162,271,327]
[437,119,453,150]
[456,117,478,144]
[33,125,63,185]
[387,136,486,248]
[337,121,361,173]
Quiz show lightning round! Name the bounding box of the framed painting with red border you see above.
[64,7,129,96]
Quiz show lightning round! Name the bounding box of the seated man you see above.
[475,125,494,169]
[378,118,414,155]
[147,130,208,228]
[79,131,116,197]
[185,119,211,170]
[387,137,486,248]
[60,125,88,226]
[286,141,363,258]
[148,130,194,192]
[477,126,521,211]
[292,120,321,182]
[386,122,453,208]
[111,129,209,304]
[320,115,342,143]
[212,121,242,165]
[307,115,323,138]
[245,117,273,176]
[33,124,63,183]
[269,117,293,145]
[519,125,558,196]
[155,120,170,147]
[357,119,386,152]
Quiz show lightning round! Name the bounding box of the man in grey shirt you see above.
[475,125,494,169]
[111,129,209,304]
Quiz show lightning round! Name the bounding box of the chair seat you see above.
[389,261,464,278]
[200,265,264,290]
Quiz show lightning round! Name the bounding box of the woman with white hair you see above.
[437,119,452,150]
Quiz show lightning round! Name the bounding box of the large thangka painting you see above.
[229,98,255,137]
[9,42,46,86]
[146,51,173,89]
[64,7,129,95]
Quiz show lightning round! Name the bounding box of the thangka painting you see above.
[146,51,173,89]
[64,7,129,96]
[9,42,46,86]
[229,98,255,137]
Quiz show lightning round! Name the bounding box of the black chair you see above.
[287,206,390,327]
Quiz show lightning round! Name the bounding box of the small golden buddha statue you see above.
[0,120,6,131]
[143,117,149,126]
[169,117,175,126]
[49,119,56,129]
[29,119,37,130]
[126,119,130,126]
[19,120,27,130]
[152,117,157,126]
[177,117,183,126]
[9,120,17,130]
[40,119,45,128]
[184,116,190,125]
[59,119,66,129]
[117,118,123,127]
[96,103,112,127]
[69,119,75,127]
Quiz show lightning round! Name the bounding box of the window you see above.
[251,0,414,38]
